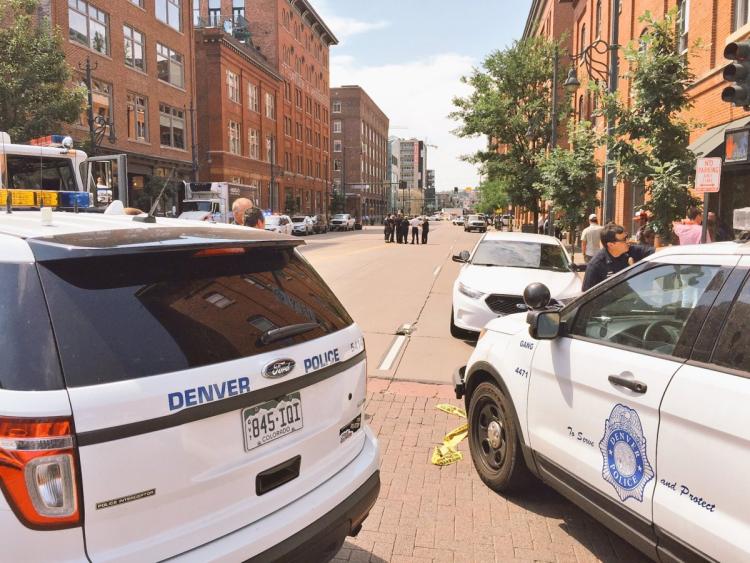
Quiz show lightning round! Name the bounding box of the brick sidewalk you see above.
[334,379,647,563]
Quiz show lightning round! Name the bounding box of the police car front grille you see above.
[485,294,525,315]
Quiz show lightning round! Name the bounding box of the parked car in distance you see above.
[264,214,293,235]
[452,216,465,226]
[312,215,328,234]
[455,241,750,563]
[331,214,355,231]
[450,231,582,337]
[464,214,487,233]
[291,215,314,236]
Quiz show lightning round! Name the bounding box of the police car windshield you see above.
[36,247,352,387]
[5,154,77,191]
[471,240,571,271]
[265,215,281,225]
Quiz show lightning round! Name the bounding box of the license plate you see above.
[242,393,304,452]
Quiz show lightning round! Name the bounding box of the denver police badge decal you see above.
[599,404,654,502]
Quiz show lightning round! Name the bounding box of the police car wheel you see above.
[468,382,530,492]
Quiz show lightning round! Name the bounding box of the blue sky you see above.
[313,0,533,190]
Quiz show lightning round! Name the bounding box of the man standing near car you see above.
[582,223,654,291]
[581,214,603,263]
[410,216,420,244]
[243,207,265,230]
[421,216,430,244]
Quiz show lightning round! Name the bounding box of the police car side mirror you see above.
[526,310,561,340]
[452,250,470,263]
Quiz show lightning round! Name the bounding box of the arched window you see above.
[580,23,587,52]
[595,1,602,38]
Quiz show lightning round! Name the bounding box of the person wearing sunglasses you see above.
[582,223,654,291]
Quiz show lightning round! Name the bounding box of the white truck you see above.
[0,132,128,209]
[180,182,259,223]
[330,213,355,231]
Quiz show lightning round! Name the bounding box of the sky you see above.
[312,0,533,191]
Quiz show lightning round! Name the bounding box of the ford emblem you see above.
[263,359,296,379]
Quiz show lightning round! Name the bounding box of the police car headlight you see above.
[458,282,484,300]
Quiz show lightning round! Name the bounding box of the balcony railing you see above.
[195,14,252,44]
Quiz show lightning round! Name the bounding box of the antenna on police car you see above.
[133,168,176,223]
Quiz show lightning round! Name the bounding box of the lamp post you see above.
[563,0,620,223]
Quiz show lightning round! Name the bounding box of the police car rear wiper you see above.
[260,322,320,345]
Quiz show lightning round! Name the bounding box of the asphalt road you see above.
[299,222,481,385]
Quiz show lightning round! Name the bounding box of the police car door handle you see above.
[608,375,647,394]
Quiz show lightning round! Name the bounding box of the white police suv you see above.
[454,241,750,562]
[0,209,379,561]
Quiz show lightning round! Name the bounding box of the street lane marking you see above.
[378,335,407,371]
[433,265,442,277]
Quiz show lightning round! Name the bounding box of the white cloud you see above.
[331,54,485,190]
[325,16,389,42]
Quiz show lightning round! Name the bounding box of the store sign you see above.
[725,128,749,163]
[694,158,722,194]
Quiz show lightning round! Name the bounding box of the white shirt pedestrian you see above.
[581,215,603,262]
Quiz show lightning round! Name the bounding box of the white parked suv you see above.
[291,215,314,236]
[454,241,750,562]
[451,232,582,337]
[0,206,379,561]
[264,214,293,235]
[330,214,355,231]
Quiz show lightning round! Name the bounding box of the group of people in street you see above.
[383,214,430,244]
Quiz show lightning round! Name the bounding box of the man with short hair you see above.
[673,206,710,245]
[582,223,654,291]
[581,214,603,263]
[409,216,421,244]
[243,207,265,229]
[231,198,254,225]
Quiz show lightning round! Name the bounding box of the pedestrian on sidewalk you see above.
[673,206,710,245]
[384,215,393,243]
[581,214,603,264]
[399,215,409,243]
[421,216,430,244]
[410,216,420,244]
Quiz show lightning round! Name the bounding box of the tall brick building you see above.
[330,85,389,222]
[526,0,750,233]
[45,0,196,210]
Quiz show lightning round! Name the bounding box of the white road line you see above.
[378,335,407,371]
[433,265,442,277]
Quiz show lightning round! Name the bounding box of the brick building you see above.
[193,22,283,209]
[527,0,750,233]
[330,85,390,222]
[46,0,195,210]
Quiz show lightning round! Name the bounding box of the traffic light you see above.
[722,41,750,107]
[453,187,458,193]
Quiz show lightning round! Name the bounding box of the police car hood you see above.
[485,312,528,335]
[459,264,581,299]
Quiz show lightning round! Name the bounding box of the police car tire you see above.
[468,382,530,492]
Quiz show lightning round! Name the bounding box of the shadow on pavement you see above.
[334,541,387,562]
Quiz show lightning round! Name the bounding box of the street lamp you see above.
[563,0,620,223]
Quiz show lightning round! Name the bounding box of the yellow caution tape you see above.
[431,420,470,467]
[436,404,467,418]
[443,423,468,448]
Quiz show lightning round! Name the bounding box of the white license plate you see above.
[242,393,304,452]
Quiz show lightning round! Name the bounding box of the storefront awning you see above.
[689,116,750,157]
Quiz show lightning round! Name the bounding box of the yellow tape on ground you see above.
[436,404,467,418]
[431,420,470,467]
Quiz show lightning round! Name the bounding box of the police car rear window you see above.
[36,247,353,387]
[0,263,64,391]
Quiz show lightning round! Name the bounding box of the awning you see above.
[689,116,750,157]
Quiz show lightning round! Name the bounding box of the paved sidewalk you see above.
[335,379,647,563]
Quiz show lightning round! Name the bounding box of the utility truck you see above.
[180,181,259,223]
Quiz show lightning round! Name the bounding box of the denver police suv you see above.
[455,241,750,562]
[0,203,379,561]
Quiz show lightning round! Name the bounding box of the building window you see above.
[68,0,110,55]
[333,140,342,152]
[265,92,276,120]
[126,93,148,141]
[579,23,587,52]
[79,78,112,132]
[284,117,292,136]
[156,0,182,32]
[228,121,241,155]
[284,82,292,101]
[333,100,343,115]
[296,122,303,141]
[266,136,274,163]
[130,0,144,6]
[295,88,302,109]
[735,0,750,31]
[248,128,259,159]
[677,0,690,54]
[159,103,185,149]
[157,43,184,88]
[226,70,239,103]
[595,1,602,38]
[246,84,258,112]
[333,159,341,171]
[333,120,342,133]
[232,0,245,22]
[123,24,145,71]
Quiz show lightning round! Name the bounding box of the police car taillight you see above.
[0,417,80,529]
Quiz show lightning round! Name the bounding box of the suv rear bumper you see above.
[172,427,380,562]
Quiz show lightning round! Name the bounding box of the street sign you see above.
[694,157,722,194]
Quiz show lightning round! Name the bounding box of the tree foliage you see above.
[0,0,85,142]
[600,10,698,235]
[451,37,569,222]
[535,119,601,234]
[476,177,510,215]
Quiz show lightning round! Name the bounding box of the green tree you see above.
[535,119,601,235]
[600,10,698,237]
[133,175,177,214]
[476,177,510,215]
[451,37,569,226]
[0,0,85,142]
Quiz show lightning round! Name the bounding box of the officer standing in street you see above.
[421,216,430,244]
[410,216,420,244]
[582,223,654,291]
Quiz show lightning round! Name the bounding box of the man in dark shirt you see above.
[582,223,654,291]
